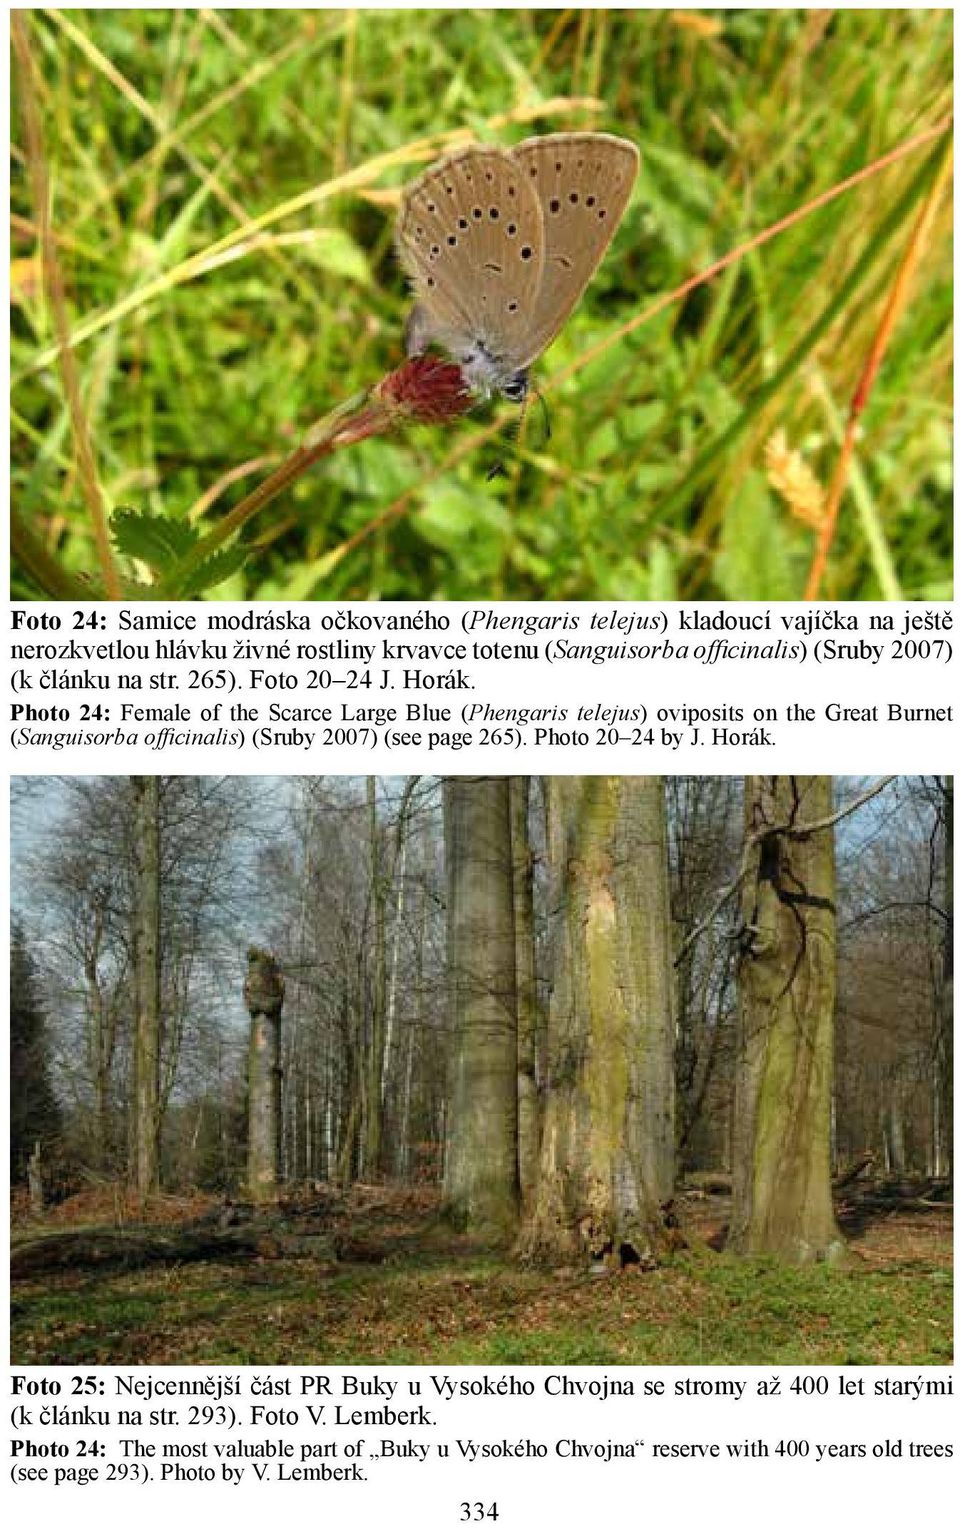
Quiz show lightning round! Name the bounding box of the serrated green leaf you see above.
[177,544,251,599]
[112,509,199,571]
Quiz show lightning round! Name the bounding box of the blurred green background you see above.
[11,8,953,601]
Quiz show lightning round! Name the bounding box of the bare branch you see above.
[675,777,896,966]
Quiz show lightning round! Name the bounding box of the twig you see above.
[674,776,895,966]
[787,775,896,838]
[841,898,951,932]
[804,133,953,599]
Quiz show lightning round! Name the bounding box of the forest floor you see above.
[10,1183,952,1366]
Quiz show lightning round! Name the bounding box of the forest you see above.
[10,774,953,1365]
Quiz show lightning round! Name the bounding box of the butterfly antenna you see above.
[503,413,523,447]
[486,412,523,482]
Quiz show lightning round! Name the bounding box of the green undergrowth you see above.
[12,1243,951,1366]
[11,9,953,600]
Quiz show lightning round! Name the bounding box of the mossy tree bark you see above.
[245,947,285,1204]
[131,776,161,1200]
[936,776,952,1178]
[522,777,675,1265]
[376,775,419,1176]
[442,777,520,1240]
[728,776,844,1263]
[363,776,388,1177]
[511,777,540,1204]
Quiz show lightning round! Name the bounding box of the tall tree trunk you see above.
[442,777,519,1239]
[884,1070,906,1175]
[729,776,844,1263]
[380,777,419,1173]
[304,1074,313,1180]
[335,967,362,1187]
[131,776,161,1199]
[937,776,952,1178]
[363,777,388,1176]
[245,947,284,1204]
[522,777,675,1266]
[400,882,427,1181]
[511,777,540,1204]
[441,778,458,1189]
[83,914,114,1173]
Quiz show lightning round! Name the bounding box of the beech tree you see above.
[938,776,953,1177]
[522,777,675,1265]
[10,921,60,1181]
[264,777,439,1186]
[363,776,420,1178]
[20,776,247,1187]
[442,777,519,1239]
[923,776,953,1177]
[834,776,953,1178]
[669,776,741,1174]
[46,829,128,1173]
[360,777,389,1176]
[131,775,162,1199]
[511,777,540,1203]
[728,776,843,1262]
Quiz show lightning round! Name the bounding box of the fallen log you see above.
[836,1191,953,1217]
[11,1222,337,1281]
[834,1171,953,1207]
[833,1154,875,1190]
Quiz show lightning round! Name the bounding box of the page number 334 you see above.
[459,1505,499,1521]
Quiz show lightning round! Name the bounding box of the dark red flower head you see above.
[375,355,473,424]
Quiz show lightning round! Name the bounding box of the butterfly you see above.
[396,132,639,403]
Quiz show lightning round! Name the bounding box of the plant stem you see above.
[809,372,902,602]
[11,508,92,601]
[11,13,123,601]
[154,392,372,596]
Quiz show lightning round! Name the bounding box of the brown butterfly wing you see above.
[396,145,545,367]
[507,133,639,367]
